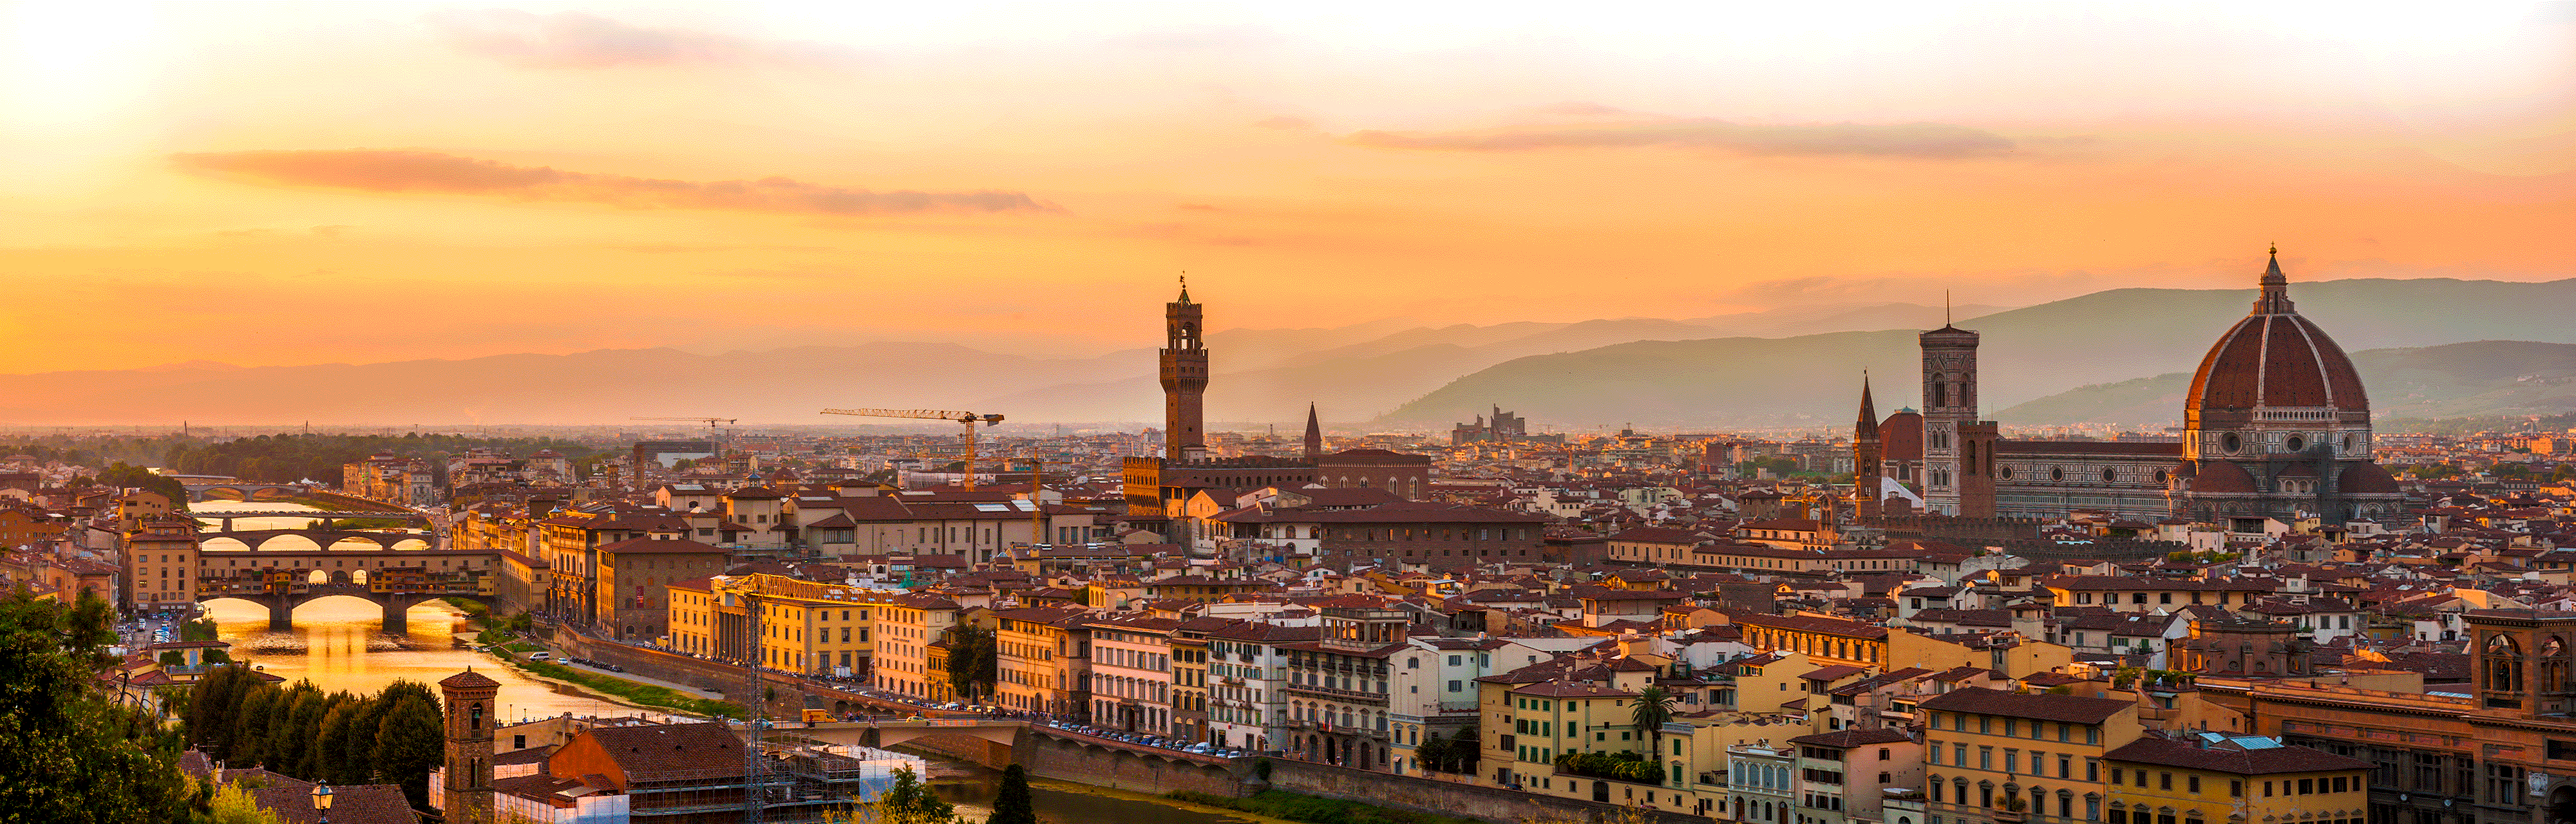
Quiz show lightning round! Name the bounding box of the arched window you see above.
[2546,637,2570,693]
[2488,633,2526,694]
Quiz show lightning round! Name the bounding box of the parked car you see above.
[528,651,553,662]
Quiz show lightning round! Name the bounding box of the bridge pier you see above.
[268,595,294,633]
[382,599,408,635]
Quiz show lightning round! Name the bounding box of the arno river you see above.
[189,501,1256,824]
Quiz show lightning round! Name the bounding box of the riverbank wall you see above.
[539,632,1705,824]
[1266,761,1707,824]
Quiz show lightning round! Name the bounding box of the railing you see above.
[1285,682,1388,702]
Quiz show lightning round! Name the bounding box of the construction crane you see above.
[630,417,739,483]
[819,408,1004,491]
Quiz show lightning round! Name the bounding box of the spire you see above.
[1303,402,1323,460]
[1177,272,1190,304]
[2253,245,2296,315]
[1855,372,1880,440]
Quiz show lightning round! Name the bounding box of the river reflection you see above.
[189,502,1255,824]
[191,501,643,722]
[198,596,653,722]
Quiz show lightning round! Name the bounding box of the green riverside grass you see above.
[511,657,746,719]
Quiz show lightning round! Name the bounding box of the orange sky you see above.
[1,2,2570,373]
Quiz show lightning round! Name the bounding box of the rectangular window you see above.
[2230,781,2242,797]
[2299,778,2315,795]
[2188,776,2200,793]
[1980,747,1993,770]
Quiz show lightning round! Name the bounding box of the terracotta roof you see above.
[1789,728,1914,747]
[251,783,417,824]
[1918,687,2132,724]
[440,670,500,690]
[2188,460,2259,494]
[2105,736,2371,775]
[2186,258,2369,415]
[2342,462,2402,494]
[1880,411,1924,461]
[587,722,744,783]
[596,536,730,555]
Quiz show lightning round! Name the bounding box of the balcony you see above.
[1285,682,1389,703]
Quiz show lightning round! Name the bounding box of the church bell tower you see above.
[440,669,500,821]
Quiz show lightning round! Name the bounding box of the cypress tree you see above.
[372,695,446,809]
[988,763,1037,824]
[229,686,276,769]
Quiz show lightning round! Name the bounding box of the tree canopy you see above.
[0,590,196,823]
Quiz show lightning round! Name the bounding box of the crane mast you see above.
[819,408,1005,491]
[629,417,739,481]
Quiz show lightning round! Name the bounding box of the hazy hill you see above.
[980,303,2007,424]
[1998,341,2576,426]
[1374,278,2576,429]
[2,280,2563,428]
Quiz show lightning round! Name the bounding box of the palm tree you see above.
[1631,686,1676,778]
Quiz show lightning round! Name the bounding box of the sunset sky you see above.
[3,2,2571,373]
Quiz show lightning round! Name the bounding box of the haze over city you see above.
[15,6,2576,824]
[5,2,2571,380]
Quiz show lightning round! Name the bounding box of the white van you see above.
[527,651,552,662]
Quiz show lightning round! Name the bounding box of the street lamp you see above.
[310,782,332,823]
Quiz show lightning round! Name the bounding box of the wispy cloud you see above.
[173,150,1050,215]
[1346,119,2016,158]
[425,10,860,70]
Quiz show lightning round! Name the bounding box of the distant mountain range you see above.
[0,301,1997,427]
[1,279,2568,429]
[1996,341,2576,426]
[1370,277,2576,429]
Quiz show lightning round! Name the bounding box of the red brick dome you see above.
[2184,252,2369,419]
[2184,459,2257,493]
[2340,462,2401,494]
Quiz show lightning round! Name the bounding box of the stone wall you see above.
[553,633,896,718]
[1016,729,1255,798]
[528,635,1709,824]
[1265,761,1707,824]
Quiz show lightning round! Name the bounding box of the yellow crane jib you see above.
[819,408,1006,491]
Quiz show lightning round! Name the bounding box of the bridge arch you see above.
[200,529,435,553]
[198,595,275,624]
